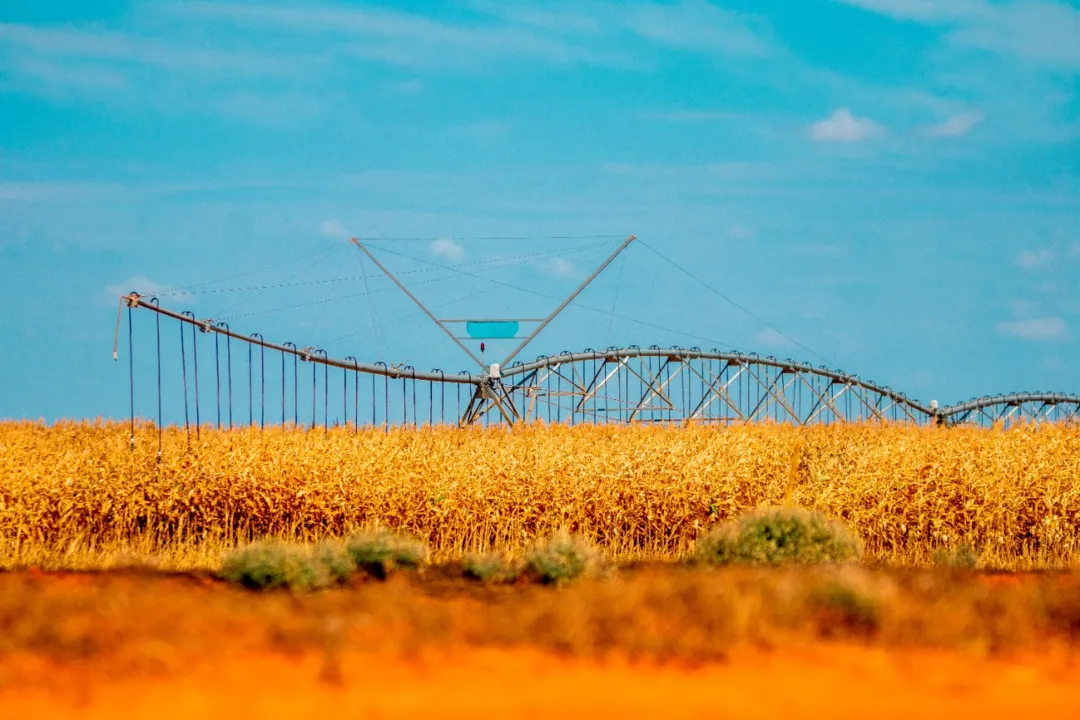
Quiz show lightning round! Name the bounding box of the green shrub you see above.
[809,580,882,636]
[345,528,428,579]
[932,542,980,569]
[218,541,326,591]
[696,507,863,566]
[314,540,357,585]
[463,551,520,583]
[524,531,602,584]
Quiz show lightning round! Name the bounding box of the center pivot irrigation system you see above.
[117,234,1080,447]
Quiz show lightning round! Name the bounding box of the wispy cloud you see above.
[103,275,170,302]
[0,18,315,116]
[163,0,772,71]
[636,109,757,122]
[926,111,984,138]
[162,1,626,71]
[1014,249,1056,270]
[833,0,1080,70]
[452,119,513,140]
[727,223,756,240]
[538,257,575,278]
[810,108,884,142]
[0,21,292,75]
[385,78,424,94]
[619,0,770,58]
[320,220,350,240]
[430,238,464,261]
[995,316,1067,341]
[754,328,793,349]
[0,181,124,202]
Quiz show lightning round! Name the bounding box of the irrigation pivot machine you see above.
[117,234,1080,449]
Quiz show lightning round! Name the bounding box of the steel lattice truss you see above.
[121,296,1080,432]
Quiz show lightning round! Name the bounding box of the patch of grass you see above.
[218,541,326,591]
[696,507,863,566]
[524,531,602,584]
[462,551,520,583]
[345,528,428,579]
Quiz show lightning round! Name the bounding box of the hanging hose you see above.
[128,301,135,452]
[216,322,233,429]
[152,298,162,463]
[345,357,359,432]
[251,333,265,428]
[183,312,201,439]
[315,349,329,432]
[180,313,190,448]
[214,330,221,430]
[247,341,254,426]
[285,341,298,425]
[373,362,384,429]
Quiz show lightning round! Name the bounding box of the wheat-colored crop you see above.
[2,420,1078,569]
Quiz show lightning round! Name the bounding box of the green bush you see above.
[696,507,863,566]
[932,542,980,569]
[218,541,326,591]
[462,551,520,583]
[524,531,602,584]
[345,528,428,579]
[314,540,357,585]
[809,580,882,636]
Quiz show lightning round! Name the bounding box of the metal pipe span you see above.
[129,295,483,385]
[131,296,1080,419]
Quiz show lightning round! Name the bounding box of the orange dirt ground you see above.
[5,646,1080,719]
[2,569,1080,718]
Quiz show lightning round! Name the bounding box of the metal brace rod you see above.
[351,238,487,370]
[500,235,636,367]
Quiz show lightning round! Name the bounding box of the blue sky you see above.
[1,0,1079,423]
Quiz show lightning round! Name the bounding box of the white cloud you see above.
[430,238,464,261]
[754,328,793,348]
[1014,249,1055,270]
[995,317,1067,341]
[926,111,984,138]
[810,108,884,142]
[320,220,349,239]
[104,275,170,302]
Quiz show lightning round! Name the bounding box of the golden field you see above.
[1,420,1079,569]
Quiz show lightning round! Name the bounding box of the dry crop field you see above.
[2,420,1079,569]
[3,419,1080,717]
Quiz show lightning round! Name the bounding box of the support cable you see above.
[637,240,833,368]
